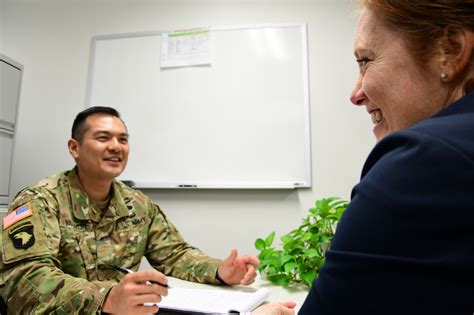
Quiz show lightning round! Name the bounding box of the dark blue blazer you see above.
[300,92,474,315]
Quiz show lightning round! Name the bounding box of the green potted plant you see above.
[255,197,349,287]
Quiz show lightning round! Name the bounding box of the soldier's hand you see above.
[252,301,297,315]
[217,248,259,285]
[102,269,169,314]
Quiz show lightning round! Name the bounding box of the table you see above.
[164,274,309,313]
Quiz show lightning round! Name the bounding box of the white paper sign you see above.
[160,27,211,68]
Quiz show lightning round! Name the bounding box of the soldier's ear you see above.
[68,138,80,159]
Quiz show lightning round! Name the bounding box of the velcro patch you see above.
[3,203,33,230]
[9,223,36,249]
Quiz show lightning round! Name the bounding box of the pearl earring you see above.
[440,72,448,80]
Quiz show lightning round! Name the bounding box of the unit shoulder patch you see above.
[3,203,33,230]
[9,223,36,249]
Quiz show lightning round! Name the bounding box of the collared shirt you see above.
[1,168,221,314]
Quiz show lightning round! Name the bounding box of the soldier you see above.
[0,106,259,314]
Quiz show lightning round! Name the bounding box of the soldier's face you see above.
[69,114,129,181]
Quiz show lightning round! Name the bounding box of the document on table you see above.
[156,287,269,313]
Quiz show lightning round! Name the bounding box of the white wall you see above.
[3,0,374,258]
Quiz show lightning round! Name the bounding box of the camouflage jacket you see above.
[0,168,222,314]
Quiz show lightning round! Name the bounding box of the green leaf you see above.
[255,238,266,250]
[268,274,291,286]
[284,262,298,273]
[265,231,276,247]
[281,234,293,244]
[329,198,347,206]
[304,248,319,258]
[268,266,277,274]
[319,235,331,243]
[258,248,274,260]
[301,270,317,286]
[289,247,303,256]
[258,259,269,270]
[283,241,295,252]
[309,226,319,234]
[324,196,341,205]
[280,255,293,265]
[269,256,283,269]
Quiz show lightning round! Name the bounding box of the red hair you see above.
[358,0,474,94]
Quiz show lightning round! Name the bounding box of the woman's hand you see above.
[252,301,297,315]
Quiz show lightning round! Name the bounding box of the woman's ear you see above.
[68,138,79,159]
[438,26,474,82]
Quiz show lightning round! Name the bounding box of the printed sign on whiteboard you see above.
[160,27,212,68]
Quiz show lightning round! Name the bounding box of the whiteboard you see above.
[85,24,311,189]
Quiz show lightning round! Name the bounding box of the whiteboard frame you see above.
[85,23,312,189]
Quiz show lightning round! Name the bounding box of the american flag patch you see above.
[3,203,33,230]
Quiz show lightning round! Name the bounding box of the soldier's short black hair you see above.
[72,106,125,142]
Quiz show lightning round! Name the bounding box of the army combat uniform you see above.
[0,168,222,314]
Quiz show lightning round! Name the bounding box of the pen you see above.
[108,264,170,288]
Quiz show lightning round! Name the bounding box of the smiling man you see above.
[0,106,259,314]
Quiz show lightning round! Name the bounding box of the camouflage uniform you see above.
[0,168,222,314]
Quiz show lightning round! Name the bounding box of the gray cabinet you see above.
[0,54,23,218]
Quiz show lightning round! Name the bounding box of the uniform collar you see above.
[67,167,130,222]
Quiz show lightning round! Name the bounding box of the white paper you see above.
[156,287,269,313]
[160,27,212,68]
